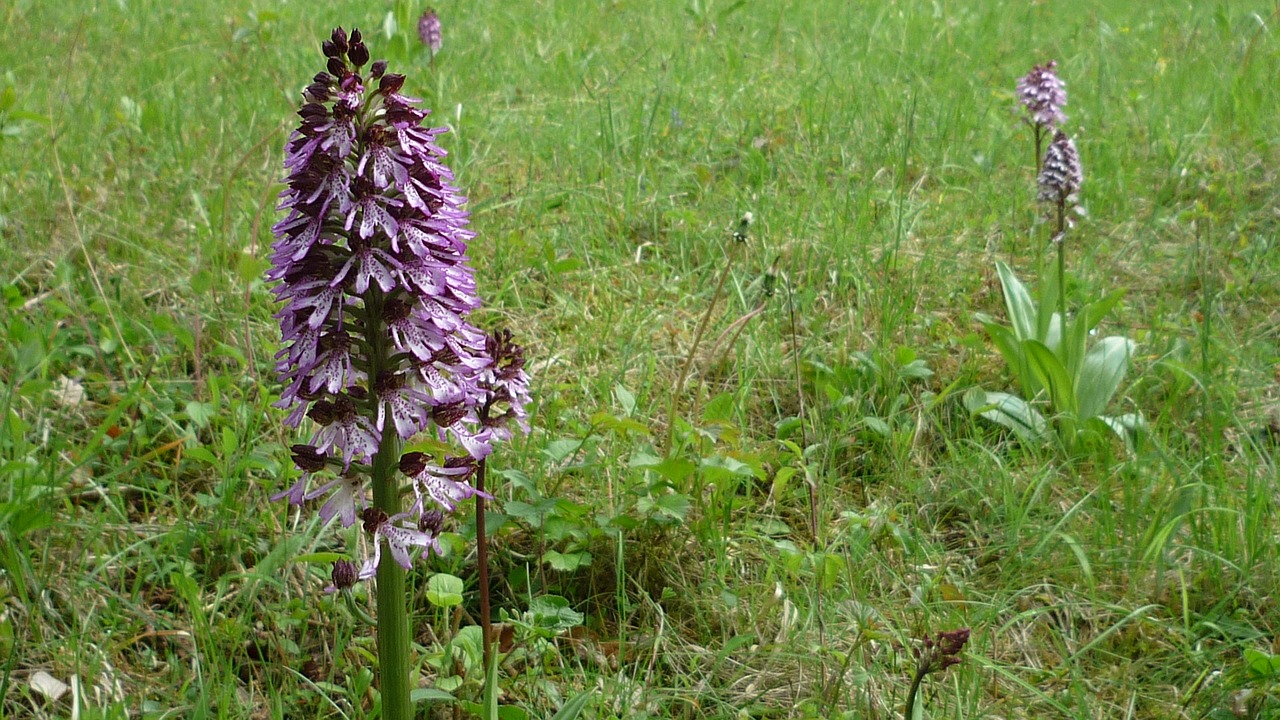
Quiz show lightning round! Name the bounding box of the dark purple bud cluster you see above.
[914,627,971,676]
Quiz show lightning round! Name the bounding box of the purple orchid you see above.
[1017,60,1068,129]
[418,10,443,55]
[269,27,529,587]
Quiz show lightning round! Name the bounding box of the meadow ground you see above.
[1,0,1278,718]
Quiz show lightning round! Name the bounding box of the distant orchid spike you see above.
[1038,130,1083,205]
[418,9,442,55]
[1017,60,1068,128]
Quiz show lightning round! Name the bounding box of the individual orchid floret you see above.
[357,507,443,578]
[1038,130,1084,205]
[326,559,361,593]
[308,392,381,468]
[399,451,491,512]
[1017,60,1068,129]
[305,472,368,528]
[271,444,331,505]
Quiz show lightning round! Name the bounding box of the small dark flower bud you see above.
[379,73,406,96]
[330,27,349,55]
[348,41,370,67]
[374,370,404,395]
[937,628,970,657]
[361,506,388,534]
[432,401,467,428]
[418,510,445,535]
[291,444,328,472]
[383,297,412,323]
[331,393,358,420]
[303,82,331,103]
[307,400,337,426]
[297,102,330,123]
[399,451,427,476]
[346,385,369,401]
[326,57,347,77]
[349,28,363,45]
[370,60,388,80]
[322,40,339,59]
[331,559,359,590]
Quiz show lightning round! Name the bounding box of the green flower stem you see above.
[372,430,410,719]
[1034,124,1044,176]
[475,458,492,674]
[903,667,927,720]
[1056,199,1067,333]
[366,290,412,720]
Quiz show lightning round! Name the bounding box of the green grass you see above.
[2,0,1278,718]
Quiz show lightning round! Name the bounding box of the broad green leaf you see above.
[995,261,1038,342]
[1037,262,1062,343]
[1244,648,1280,679]
[978,318,1041,398]
[862,416,892,438]
[541,438,583,464]
[652,492,690,521]
[1082,289,1126,333]
[426,573,465,607]
[1064,307,1090,380]
[526,595,584,631]
[589,411,651,437]
[1077,337,1134,419]
[543,550,592,571]
[963,388,1048,442]
[184,401,216,429]
[1024,339,1076,415]
[451,626,484,670]
[294,552,346,564]
[1098,413,1145,453]
[703,392,736,422]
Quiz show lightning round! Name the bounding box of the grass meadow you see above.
[2,0,1279,717]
